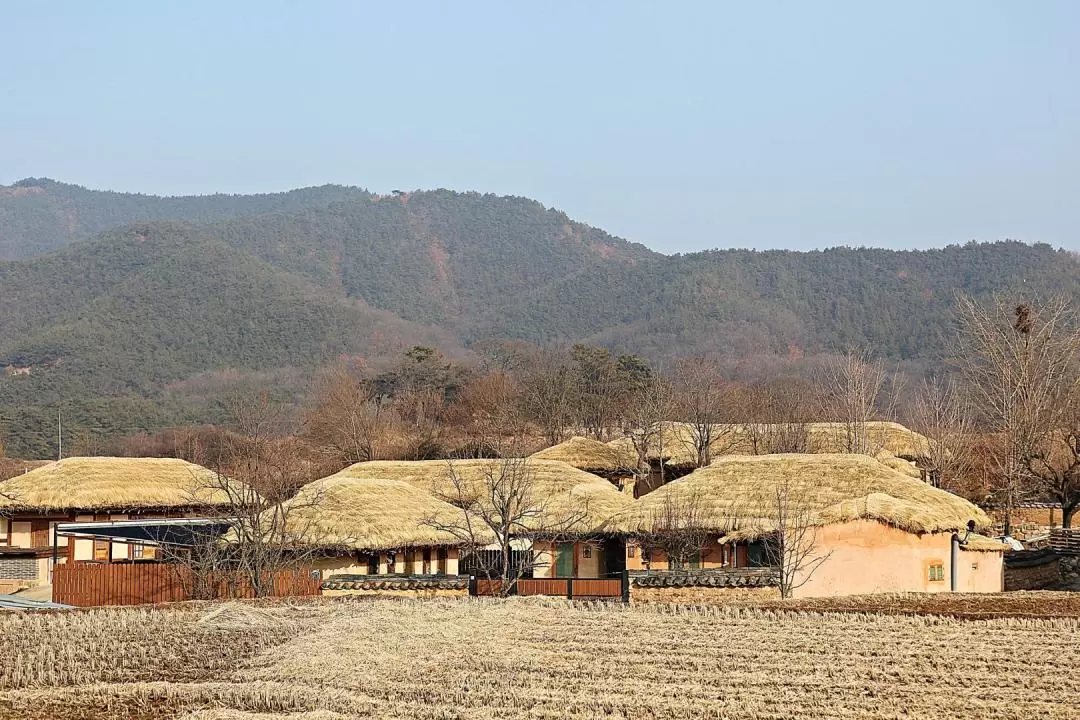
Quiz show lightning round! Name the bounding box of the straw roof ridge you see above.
[617,453,990,538]
[276,475,484,551]
[332,458,633,534]
[529,436,632,472]
[0,456,236,512]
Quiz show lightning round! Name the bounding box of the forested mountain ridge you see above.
[1,179,1078,457]
[0,178,372,259]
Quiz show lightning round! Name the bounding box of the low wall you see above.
[629,568,779,604]
[1003,549,1061,591]
[321,575,469,599]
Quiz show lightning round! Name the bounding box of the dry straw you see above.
[604,421,935,467]
[528,436,633,472]
[278,475,487,550]
[0,456,233,512]
[332,459,634,533]
[616,453,998,546]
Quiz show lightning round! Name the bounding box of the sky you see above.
[2,1,1078,253]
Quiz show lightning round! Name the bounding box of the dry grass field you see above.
[1,595,1078,720]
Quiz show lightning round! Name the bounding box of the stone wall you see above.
[628,568,779,604]
[321,575,469,599]
[631,585,780,604]
[0,556,39,580]
[1003,549,1061,591]
[1060,555,1080,587]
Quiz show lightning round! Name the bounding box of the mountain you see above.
[0,178,371,260]
[1,179,1078,457]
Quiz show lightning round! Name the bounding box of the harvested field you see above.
[745,590,1080,619]
[1,596,1078,720]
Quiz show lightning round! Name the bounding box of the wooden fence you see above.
[53,563,322,607]
[1049,528,1080,556]
[472,576,625,600]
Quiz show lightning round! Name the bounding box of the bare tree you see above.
[955,294,1080,535]
[743,378,813,454]
[518,348,577,446]
[818,347,897,455]
[446,370,526,457]
[304,361,391,466]
[633,490,712,571]
[622,368,674,490]
[672,356,741,467]
[1024,385,1080,528]
[765,479,832,599]
[170,395,331,598]
[422,457,589,597]
[908,377,975,490]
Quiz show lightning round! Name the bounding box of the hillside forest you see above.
[0,179,1079,526]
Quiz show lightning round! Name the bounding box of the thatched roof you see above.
[606,422,743,468]
[605,421,935,467]
[0,457,233,513]
[805,422,933,460]
[275,475,483,551]
[616,453,991,540]
[333,459,632,534]
[874,451,923,479]
[529,436,632,473]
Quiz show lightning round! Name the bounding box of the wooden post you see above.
[621,569,630,603]
[566,577,573,600]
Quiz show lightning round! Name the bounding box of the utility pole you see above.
[57,408,62,461]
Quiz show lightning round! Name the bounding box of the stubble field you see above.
[1,595,1078,720]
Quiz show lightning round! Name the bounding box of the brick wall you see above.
[0,556,39,580]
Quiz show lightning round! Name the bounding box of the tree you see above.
[174,394,329,598]
[570,345,627,440]
[743,377,814,454]
[818,347,897,455]
[908,377,975,490]
[422,458,589,597]
[955,294,1080,535]
[671,356,740,467]
[766,479,832,599]
[621,366,674,489]
[518,348,576,446]
[1024,386,1080,528]
[304,360,391,467]
[633,489,712,571]
[446,370,526,457]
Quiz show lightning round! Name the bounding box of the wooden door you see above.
[555,542,574,578]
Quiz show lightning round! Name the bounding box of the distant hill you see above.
[0,178,371,259]
[1,180,1078,457]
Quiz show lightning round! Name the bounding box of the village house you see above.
[329,458,633,584]
[528,436,635,494]
[0,456,231,593]
[273,474,484,585]
[617,453,1006,598]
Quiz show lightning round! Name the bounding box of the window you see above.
[386,552,397,574]
[582,545,592,559]
[133,544,145,560]
[627,545,636,558]
[366,553,379,575]
[928,562,945,582]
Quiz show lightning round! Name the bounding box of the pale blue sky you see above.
[2,2,1077,252]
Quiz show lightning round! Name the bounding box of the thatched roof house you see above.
[617,453,989,539]
[333,459,632,535]
[276,475,488,551]
[0,457,233,513]
[805,422,933,461]
[529,436,632,474]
